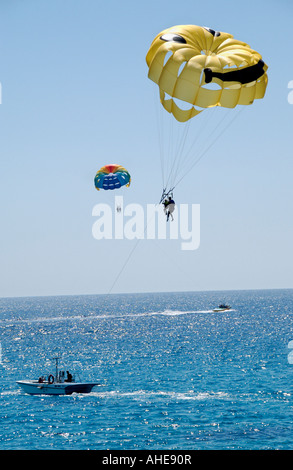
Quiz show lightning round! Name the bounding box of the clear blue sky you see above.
[0,0,292,297]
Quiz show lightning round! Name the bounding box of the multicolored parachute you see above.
[146,25,268,122]
[94,164,131,191]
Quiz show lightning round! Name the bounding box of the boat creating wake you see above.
[0,309,235,326]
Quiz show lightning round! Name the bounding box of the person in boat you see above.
[38,376,45,383]
[65,371,73,383]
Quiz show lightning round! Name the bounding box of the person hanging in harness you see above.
[163,198,169,215]
[162,195,175,222]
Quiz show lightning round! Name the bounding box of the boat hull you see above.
[16,380,100,395]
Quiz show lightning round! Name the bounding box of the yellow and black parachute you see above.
[146,25,268,198]
[146,25,268,122]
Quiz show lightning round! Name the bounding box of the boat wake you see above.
[82,389,229,401]
[0,308,234,326]
[151,309,213,316]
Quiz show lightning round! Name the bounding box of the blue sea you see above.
[0,289,293,450]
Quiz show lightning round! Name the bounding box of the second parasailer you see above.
[94,164,131,191]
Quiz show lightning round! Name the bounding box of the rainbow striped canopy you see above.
[94,164,131,191]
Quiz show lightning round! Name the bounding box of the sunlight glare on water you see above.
[1,289,293,449]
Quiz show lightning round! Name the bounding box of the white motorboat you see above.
[17,356,100,395]
[213,304,231,312]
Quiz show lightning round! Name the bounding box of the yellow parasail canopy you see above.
[146,25,268,122]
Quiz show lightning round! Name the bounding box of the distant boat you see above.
[17,356,100,395]
[213,304,231,312]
